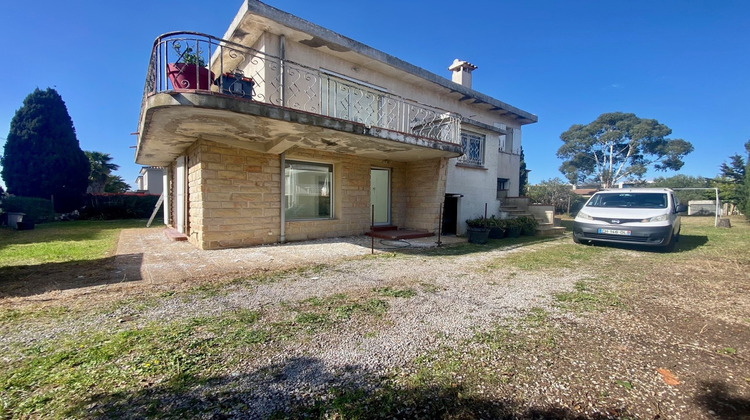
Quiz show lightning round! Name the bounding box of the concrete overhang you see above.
[135,92,463,167]
[223,1,538,125]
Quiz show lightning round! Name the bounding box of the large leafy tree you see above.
[85,151,120,194]
[557,112,694,188]
[1,88,89,209]
[527,177,579,214]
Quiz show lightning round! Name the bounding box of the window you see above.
[458,131,485,166]
[497,178,509,200]
[285,161,333,220]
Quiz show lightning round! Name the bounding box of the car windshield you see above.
[587,193,668,209]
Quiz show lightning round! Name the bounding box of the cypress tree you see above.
[1,88,89,211]
[518,147,528,196]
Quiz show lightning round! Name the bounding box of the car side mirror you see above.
[676,204,688,213]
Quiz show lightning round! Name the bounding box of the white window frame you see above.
[458,131,485,166]
[284,160,334,221]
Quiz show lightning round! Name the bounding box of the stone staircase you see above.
[500,197,566,237]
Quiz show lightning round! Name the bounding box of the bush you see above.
[516,215,539,235]
[79,193,162,220]
[1,196,55,223]
[466,216,491,229]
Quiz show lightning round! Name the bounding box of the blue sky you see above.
[1,0,748,190]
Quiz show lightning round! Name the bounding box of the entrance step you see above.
[164,228,188,241]
[370,225,398,232]
[536,224,566,237]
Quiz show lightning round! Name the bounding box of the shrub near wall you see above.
[1,196,56,223]
[79,193,162,220]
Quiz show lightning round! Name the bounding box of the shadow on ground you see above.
[0,253,143,298]
[64,356,634,419]
[574,234,708,254]
[694,380,750,420]
[405,235,560,257]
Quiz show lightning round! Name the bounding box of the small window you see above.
[458,131,485,166]
[285,161,333,220]
[497,178,509,200]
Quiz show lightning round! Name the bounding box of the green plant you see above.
[465,216,491,230]
[173,42,206,67]
[1,196,55,223]
[516,215,539,235]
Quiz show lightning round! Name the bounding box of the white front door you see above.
[370,168,390,225]
[175,156,187,233]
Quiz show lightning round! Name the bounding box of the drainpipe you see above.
[279,35,286,107]
[280,152,286,243]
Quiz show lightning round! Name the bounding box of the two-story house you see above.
[134,166,164,195]
[135,0,537,249]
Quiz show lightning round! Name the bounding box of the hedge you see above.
[79,193,162,220]
[1,196,56,223]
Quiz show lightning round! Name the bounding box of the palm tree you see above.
[104,175,130,193]
[85,151,119,194]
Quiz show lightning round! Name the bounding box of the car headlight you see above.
[643,214,668,222]
[577,210,593,220]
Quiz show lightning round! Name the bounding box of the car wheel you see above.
[573,234,582,244]
[661,235,676,252]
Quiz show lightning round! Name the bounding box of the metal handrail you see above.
[140,31,461,145]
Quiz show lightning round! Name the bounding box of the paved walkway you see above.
[115,228,465,285]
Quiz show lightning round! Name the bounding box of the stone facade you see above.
[172,140,448,249]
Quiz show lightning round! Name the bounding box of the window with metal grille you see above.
[458,131,485,166]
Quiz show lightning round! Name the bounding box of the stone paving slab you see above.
[115,228,465,285]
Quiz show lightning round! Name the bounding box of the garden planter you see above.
[7,212,24,229]
[507,226,521,238]
[167,63,215,90]
[488,227,506,239]
[467,227,490,244]
[16,221,35,230]
[215,72,254,99]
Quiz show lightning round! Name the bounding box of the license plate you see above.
[598,228,631,235]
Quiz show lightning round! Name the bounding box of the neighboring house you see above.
[134,166,164,195]
[135,1,537,249]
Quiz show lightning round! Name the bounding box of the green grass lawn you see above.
[0,219,150,267]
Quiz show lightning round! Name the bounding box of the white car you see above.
[573,188,687,251]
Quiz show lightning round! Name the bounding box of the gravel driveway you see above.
[2,228,581,417]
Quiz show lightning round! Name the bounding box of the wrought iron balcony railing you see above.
[142,32,461,145]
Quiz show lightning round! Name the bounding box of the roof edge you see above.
[237,1,538,124]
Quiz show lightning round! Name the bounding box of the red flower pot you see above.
[167,63,215,90]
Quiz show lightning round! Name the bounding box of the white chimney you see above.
[449,59,478,89]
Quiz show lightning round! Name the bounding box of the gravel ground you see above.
[3,226,748,419]
[1,231,582,418]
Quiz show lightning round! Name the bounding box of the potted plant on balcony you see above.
[215,69,255,99]
[466,216,491,244]
[167,42,215,91]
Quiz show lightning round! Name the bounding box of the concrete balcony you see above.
[136,32,463,167]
